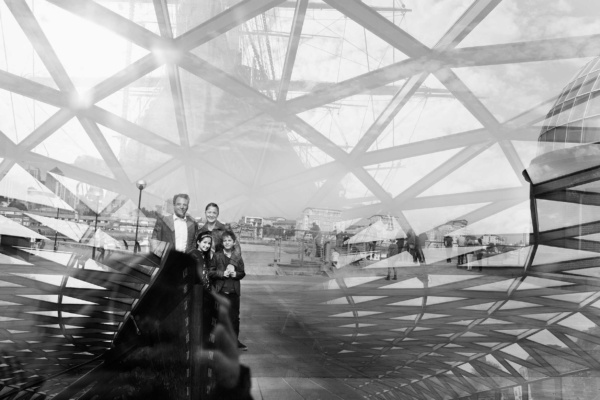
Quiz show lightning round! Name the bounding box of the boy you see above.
[209,230,247,351]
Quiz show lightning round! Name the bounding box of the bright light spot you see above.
[151,45,181,65]
[68,91,94,110]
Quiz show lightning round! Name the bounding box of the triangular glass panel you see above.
[463,279,516,292]
[543,353,589,374]
[46,172,120,215]
[486,355,511,374]
[480,319,511,325]
[0,253,31,266]
[376,97,484,154]
[0,164,73,210]
[557,313,597,332]
[499,343,533,362]
[532,245,600,266]
[31,119,114,178]
[453,60,588,123]
[339,323,376,328]
[335,172,377,206]
[25,213,89,242]
[100,1,161,35]
[330,311,382,318]
[283,128,335,170]
[34,1,150,91]
[517,276,574,290]
[391,314,417,321]
[543,292,596,304]
[449,320,473,326]
[500,301,540,310]
[389,297,424,307]
[506,359,534,375]
[461,332,485,338]
[96,124,172,182]
[461,302,496,311]
[290,5,408,83]
[420,313,448,320]
[428,274,479,288]
[565,266,600,279]
[18,248,72,266]
[526,330,568,349]
[18,294,59,303]
[420,143,524,197]
[426,297,465,306]
[177,68,271,145]
[352,296,386,304]
[475,342,501,348]
[0,90,61,145]
[364,0,472,48]
[537,199,600,232]
[571,180,600,194]
[0,3,56,87]
[521,313,560,322]
[368,148,463,198]
[576,233,600,242]
[96,65,180,145]
[196,12,292,99]
[404,203,488,235]
[145,164,191,208]
[296,94,397,155]
[458,0,600,45]
[0,215,47,241]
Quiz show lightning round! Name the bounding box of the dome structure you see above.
[1,1,600,399]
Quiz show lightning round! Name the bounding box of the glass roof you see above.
[1,0,600,399]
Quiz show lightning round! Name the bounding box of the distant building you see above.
[0,207,31,227]
[296,208,341,233]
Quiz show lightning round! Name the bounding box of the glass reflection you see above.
[1,1,600,399]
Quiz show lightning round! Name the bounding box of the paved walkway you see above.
[239,276,365,400]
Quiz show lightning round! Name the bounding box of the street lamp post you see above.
[134,180,147,253]
[86,187,103,260]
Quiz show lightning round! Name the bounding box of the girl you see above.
[190,231,214,292]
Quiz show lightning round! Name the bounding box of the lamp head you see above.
[136,180,147,190]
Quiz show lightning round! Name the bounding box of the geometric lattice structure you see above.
[2,1,600,399]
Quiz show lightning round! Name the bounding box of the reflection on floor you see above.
[240,259,600,400]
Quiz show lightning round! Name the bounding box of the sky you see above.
[0,0,598,232]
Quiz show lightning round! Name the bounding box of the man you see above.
[151,194,197,254]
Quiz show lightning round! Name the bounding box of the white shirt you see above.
[173,214,188,252]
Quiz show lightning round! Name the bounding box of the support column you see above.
[554,377,563,400]
[522,383,529,400]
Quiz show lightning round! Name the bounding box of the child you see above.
[209,230,247,351]
[189,231,213,291]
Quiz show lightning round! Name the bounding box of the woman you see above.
[197,202,241,255]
